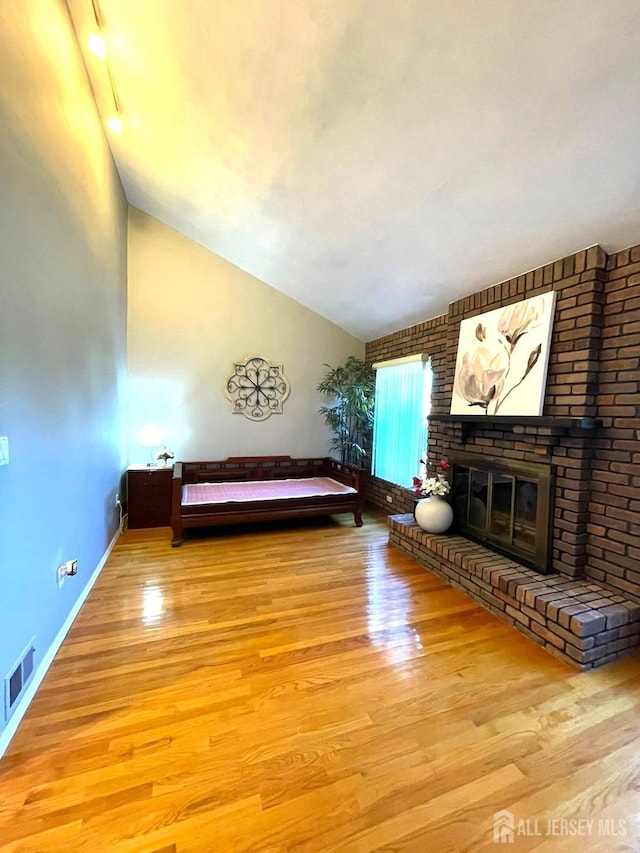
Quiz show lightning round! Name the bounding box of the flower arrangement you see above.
[413,459,451,497]
[156,447,175,466]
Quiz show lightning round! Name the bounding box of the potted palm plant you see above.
[317,356,375,467]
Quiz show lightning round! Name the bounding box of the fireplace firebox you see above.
[449,451,554,573]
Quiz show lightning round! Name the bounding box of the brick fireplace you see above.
[365,243,640,668]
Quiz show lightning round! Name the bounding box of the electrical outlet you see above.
[115,493,121,509]
[57,560,77,588]
[386,495,393,504]
[0,436,8,466]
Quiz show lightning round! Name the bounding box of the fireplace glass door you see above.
[450,452,553,573]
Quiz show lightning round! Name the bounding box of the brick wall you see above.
[587,246,640,596]
[365,244,640,600]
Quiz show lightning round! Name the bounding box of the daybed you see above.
[170,455,365,546]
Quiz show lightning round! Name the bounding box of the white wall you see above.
[0,0,127,749]
[127,208,364,462]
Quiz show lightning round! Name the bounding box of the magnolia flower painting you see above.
[450,292,556,416]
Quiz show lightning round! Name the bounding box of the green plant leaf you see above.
[317,356,375,465]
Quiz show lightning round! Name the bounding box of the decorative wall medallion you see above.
[224,356,291,421]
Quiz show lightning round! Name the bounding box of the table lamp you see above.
[141,424,163,467]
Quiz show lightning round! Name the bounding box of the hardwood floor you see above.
[1,510,639,852]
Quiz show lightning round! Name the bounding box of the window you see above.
[372,355,432,487]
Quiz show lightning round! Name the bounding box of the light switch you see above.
[0,436,9,466]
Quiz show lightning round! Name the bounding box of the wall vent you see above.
[4,639,36,723]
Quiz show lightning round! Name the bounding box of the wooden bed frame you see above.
[170,456,365,546]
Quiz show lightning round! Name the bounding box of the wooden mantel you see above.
[429,414,602,430]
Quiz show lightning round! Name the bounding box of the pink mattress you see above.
[182,476,357,506]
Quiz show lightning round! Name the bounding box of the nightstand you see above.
[127,465,173,529]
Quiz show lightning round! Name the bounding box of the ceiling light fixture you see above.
[88,0,123,133]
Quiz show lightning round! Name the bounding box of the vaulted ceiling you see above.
[67,0,640,340]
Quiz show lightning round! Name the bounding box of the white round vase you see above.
[414,495,453,534]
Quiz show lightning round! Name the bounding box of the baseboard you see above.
[0,526,121,760]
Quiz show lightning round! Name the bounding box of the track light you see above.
[87,33,106,59]
[86,0,123,133]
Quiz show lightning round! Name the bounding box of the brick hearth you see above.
[389,514,640,670]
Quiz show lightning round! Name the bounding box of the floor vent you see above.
[4,640,35,723]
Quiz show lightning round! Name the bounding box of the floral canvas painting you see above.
[450,292,557,416]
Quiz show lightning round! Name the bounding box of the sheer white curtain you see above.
[372,357,432,487]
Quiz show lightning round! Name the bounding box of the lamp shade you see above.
[141,424,163,448]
